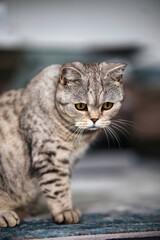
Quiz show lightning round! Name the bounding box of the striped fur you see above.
[0,62,126,227]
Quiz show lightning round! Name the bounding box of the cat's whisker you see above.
[105,126,122,149]
[111,122,130,134]
[73,127,82,149]
[77,128,84,146]
[104,126,115,145]
[103,127,110,149]
[63,126,76,133]
[111,122,130,140]
[72,128,80,150]
[118,119,134,124]
[68,126,80,140]
[63,122,75,129]
[75,127,84,148]
[109,126,122,148]
[113,119,136,128]
[58,123,75,133]
[74,128,80,145]
[111,125,130,141]
[66,128,77,138]
[56,121,76,134]
[57,126,76,140]
[62,126,79,145]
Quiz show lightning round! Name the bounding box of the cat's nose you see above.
[91,118,98,123]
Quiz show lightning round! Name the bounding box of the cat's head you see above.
[56,62,126,130]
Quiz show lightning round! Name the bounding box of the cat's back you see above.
[0,88,24,121]
[0,89,25,144]
[0,89,18,106]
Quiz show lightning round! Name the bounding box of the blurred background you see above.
[0,0,160,215]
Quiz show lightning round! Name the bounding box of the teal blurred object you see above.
[9,50,110,89]
[0,211,160,239]
[133,67,160,87]
[8,47,134,90]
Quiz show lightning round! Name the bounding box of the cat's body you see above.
[0,62,126,227]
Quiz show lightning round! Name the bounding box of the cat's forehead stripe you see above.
[86,71,104,106]
[87,90,95,105]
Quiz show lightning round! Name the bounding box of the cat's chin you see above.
[87,127,99,131]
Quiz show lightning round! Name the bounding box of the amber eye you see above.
[102,102,113,110]
[75,103,88,111]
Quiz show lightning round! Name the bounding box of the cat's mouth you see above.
[88,126,100,131]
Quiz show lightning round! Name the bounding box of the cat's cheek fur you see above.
[75,118,92,129]
[58,103,83,122]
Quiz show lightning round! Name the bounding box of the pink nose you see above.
[91,118,98,123]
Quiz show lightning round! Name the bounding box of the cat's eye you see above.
[102,102,113,111]
[75,103,88,111]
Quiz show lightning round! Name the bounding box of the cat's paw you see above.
[53,208,81,224]
[0,210,20,227]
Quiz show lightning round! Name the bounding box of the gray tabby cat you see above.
[0,62,126,227]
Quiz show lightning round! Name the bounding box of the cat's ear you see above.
[60,63,83,85]
[100,62,127,82]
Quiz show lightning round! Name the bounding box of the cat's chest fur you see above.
[68,131,99,171]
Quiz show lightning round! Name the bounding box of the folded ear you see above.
[100,62,127,82]
[60,62,84,85]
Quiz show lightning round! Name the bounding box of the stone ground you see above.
[72,150,160,215]
[1,150,160,239]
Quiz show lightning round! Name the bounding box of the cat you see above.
[0,61,126,227]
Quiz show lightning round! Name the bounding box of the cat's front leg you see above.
[32,140,81,224]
